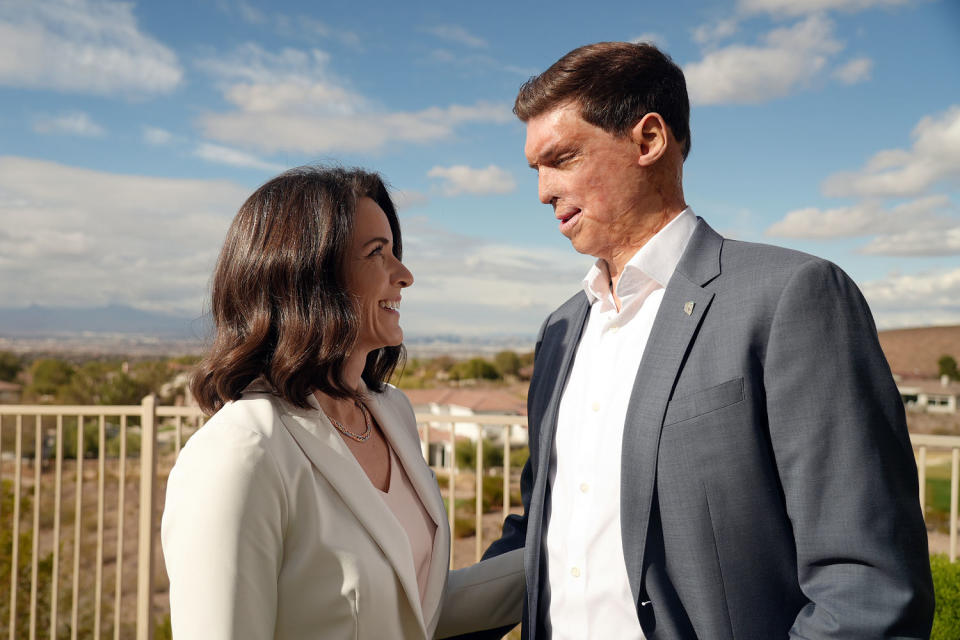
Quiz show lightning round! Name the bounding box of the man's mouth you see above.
[557,208,582,230]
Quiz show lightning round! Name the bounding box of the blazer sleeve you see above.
[161,421,287,640]
[762,259,934,638]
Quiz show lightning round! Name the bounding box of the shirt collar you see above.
[581,207,698,306]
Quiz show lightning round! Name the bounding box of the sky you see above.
[0,0,958,338]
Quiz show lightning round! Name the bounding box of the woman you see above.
[161,166,522,639]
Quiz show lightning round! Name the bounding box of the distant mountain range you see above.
[0,304,208,338]
[0,305,535,357]
[0,305,952,366]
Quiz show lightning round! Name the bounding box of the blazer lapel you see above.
[277,397,428,636]
[363,388,449,634]
[619,219,722,605]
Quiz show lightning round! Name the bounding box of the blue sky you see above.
[0,0,958,337]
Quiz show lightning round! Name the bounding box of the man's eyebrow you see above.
[529,144,569,169]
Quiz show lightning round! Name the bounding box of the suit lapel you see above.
[525,293,591,625]
[277,395,428,636]
[619,219,722,605]
[363,388,449,634]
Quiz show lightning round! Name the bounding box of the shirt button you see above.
[570,566,581,578]
[580,483,589,493]
[610,326,619,334]
[591,402,600,412]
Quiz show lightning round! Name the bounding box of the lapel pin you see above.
[683,301,695,315]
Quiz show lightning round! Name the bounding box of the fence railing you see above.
[0,399,955,639]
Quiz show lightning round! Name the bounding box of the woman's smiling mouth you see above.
[379,299,400,313]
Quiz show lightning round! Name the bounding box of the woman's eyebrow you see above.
[361,236,390,248]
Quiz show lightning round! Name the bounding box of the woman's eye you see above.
[368,245,384,257]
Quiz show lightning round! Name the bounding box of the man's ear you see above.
[631,112,668,167]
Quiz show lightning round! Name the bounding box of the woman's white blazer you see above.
[161,383,522,639]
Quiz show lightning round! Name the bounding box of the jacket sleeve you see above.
[161,422,287,640]
[440,317,550,639]
[762,259,934,638]
[434,548,525,638]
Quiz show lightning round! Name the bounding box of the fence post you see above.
[475,430,483,563]
[136,395,158,640]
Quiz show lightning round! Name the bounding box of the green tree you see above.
[58,361,150,405]
[455,438,504,471]
[27,358,75,397]
[0,351,21,382]
[130,359,173,392]
[938,355,959,381]
[494,350,522,377]
[1,480,55,634]
[451,358,501,381]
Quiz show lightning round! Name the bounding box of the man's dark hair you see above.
[514,41,691,159]
[191,165,404,414]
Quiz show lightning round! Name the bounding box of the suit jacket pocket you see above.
[663,377,744,427]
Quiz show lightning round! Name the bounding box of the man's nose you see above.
[537,170,554,205]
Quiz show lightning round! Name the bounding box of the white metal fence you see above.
[0,399,956,639]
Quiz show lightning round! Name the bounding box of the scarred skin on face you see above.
[524,102,686,290]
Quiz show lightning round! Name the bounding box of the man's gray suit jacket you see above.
[473,218,934,639]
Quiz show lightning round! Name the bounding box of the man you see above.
[472,42,934,639]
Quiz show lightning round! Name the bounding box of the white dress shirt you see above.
[545,208,697,640]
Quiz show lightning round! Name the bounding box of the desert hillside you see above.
[878,325,960,378]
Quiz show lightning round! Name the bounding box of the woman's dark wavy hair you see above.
[191,166,405,414]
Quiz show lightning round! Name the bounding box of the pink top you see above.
[377,445,437,606]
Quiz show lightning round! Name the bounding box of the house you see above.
[897,375,960,414]
[0,380,21,404]
[402,388,527,467]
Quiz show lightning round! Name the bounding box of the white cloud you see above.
[0,0,182,96]
[691,18,740,45]
[196,44,513,154]
[234,0,267,25]
[859,267,960,329]
[424,25,488,48]
[859,227,960,256]
[428,48,534,77]
[143,126,173,145]
[766,195,956,238]
[833,56,873,84]
[822,106,960,198]
[0,155,580,336]
[221,1,361,48]
[630,32,668,47]
[0,156,246,315]
[739,0,913,17]
[427,165,516,196]
[391,190,429,210]
[400,219,592,335]
[32,111,104,136]
[194,142,285,172]
[684,15,842,105]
